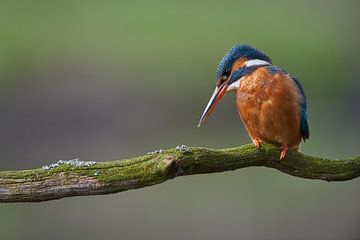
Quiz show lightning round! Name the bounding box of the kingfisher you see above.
[198,44,309,160]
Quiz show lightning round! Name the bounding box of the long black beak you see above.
[198,81,228,127]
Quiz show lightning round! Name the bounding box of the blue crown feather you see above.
[216,45,272,80]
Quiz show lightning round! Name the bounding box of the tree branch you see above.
[0,143,359,203]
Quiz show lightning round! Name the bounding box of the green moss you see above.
[1,143,360,188]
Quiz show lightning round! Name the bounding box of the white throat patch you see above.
[226,80,240,92]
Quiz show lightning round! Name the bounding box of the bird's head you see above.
[198,44,272,127]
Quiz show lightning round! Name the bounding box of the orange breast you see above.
[236,67,302,149]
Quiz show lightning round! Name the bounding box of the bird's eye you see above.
[224,69,231,76]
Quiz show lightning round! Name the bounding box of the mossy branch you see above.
[0,143,359,203]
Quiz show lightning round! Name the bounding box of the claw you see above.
[280,143,288,160]
[253,139,261,149]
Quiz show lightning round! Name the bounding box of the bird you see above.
[198,44,309,160]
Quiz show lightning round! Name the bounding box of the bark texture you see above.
[1,144,359,202]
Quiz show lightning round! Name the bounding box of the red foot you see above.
[253,139,261,149]
[280,144,288,160]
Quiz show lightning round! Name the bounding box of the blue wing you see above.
[290,76,310,141]
[266,65,309,140]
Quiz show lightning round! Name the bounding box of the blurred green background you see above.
[1,0,360,239]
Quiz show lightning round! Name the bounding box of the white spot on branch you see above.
[147,149,164,155]
[175,145,192,153]
[42,158,97,170]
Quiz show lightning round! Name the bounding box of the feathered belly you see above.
[235,68,302,149]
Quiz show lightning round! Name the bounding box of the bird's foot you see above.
[279,144,288,160]
[252,139,262,150]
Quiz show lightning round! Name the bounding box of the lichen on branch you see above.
[0,144,359,203]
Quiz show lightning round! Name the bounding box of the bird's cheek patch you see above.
[231,57,247,72]
[244,59,271,68]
